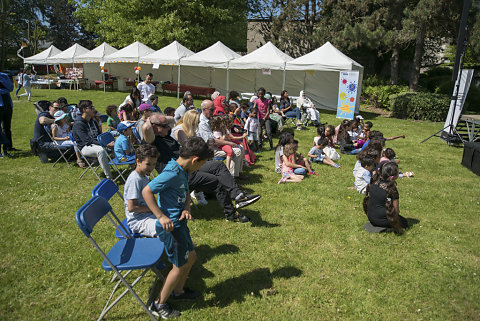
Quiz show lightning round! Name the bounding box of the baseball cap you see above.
[54,110,67,122]
[117,121,135,133]
[138,103,156,112]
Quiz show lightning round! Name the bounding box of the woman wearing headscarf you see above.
[297,90,320,126]
[213,95,229,115]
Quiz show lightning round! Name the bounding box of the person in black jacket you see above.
[72,100,113,179]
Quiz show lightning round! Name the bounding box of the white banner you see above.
[443,69,474,134]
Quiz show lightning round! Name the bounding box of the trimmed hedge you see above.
[362,85,409,109]
[390,92,451,122]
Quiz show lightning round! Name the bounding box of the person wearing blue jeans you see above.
[0,72,14,157]
[280,90,302,130]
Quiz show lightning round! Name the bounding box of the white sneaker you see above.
[191,191,208,205]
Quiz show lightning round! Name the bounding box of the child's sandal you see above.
[77,160,86,168]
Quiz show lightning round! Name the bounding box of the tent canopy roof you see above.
[46,43,90,64]
[140,41,194,65]
[75,42,118,63]
[229,41,293,70]
[286,41,363,71]
[24,45,62,64]
[181,41,241,68]
[104,41,154,63]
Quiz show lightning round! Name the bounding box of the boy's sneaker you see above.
[235,193,261,209]
[149,301,180,319]
[190,191,208,205]
[170,287,201,301]
[226,212,251,223]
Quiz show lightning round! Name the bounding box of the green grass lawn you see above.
[1,89,479,320]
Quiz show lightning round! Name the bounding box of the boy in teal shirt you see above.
[143,136,213,319]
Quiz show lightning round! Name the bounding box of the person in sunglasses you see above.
[144,113,261,223]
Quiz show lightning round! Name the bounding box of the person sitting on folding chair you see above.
[297,90,321,126]
[51,110,85,167]
[32,101,71,163]
[114,121,136,162]
[72,100,114,179]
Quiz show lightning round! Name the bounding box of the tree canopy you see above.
[72,0,248,52]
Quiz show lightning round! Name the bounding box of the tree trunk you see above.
[390,47,399,85]
[409,24,426,91]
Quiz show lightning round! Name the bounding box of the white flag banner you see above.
[443,69,474,134]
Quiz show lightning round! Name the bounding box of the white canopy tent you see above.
[46,43,90,64]
[140,41,194,98]
[24,45,62,64]
[23,45,63,89]
[181,41,241,95]
[286,41,364,112]
[75,42,118,63]
[103,41,154,90]
[75,42,118,91]
[227,41,293,94]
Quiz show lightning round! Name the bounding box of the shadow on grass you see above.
[191,244,240,280]
[7,150,34,159]
[199,266,302,308]
[406,217,420,228]
[240,208,280,228]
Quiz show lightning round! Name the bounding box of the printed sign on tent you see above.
[336,71,359,120]
[262,68,271,75]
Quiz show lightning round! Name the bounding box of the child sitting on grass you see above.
[106,105,120,137]
[163,107,176,118]
[210,115,235,174]
[278,142,305,184]
[308,137,340,168]
[143,137,213,318]
[379,147,414,178]
[354,155,374,194]
[114,121,136,162]
[292,140,317,175]
[363,162,409,234]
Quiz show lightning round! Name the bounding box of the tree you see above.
[0,0,41,69]
[44,0,81,50]
[72,0,247,52]
[248,0,321,57]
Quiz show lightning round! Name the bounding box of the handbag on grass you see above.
[323,146,340,161]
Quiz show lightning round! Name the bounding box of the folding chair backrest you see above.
[97,132,115,147]
[76,196,112,237]
[35,100,51,114]
[132,127,141,141]
[91,179,119,200]
[99,114,109,123]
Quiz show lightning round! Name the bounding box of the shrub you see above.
[362,85,409,109]
[390,92,451,122]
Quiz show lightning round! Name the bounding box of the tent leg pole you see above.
[282,66,286,91]
[226,67,230,95]
[177,65,180,100]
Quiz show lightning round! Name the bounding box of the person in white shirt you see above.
[137,73,155,103]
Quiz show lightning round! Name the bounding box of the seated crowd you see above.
[31,82,415,318]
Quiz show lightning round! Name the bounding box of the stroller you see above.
[34,100,51,116]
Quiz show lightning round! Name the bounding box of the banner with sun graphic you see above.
[336,71,359,120]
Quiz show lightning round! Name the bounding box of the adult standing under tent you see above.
[137,73,155,103]
[140,41,194,100]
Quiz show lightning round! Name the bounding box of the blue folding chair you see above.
[76,196,165,321]
[69,132,102,181]
[97,132,136,183]
[91,179,145,239]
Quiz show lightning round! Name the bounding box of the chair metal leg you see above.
[98,269,157,321]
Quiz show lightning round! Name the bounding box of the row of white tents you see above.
[24,40,363,112]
